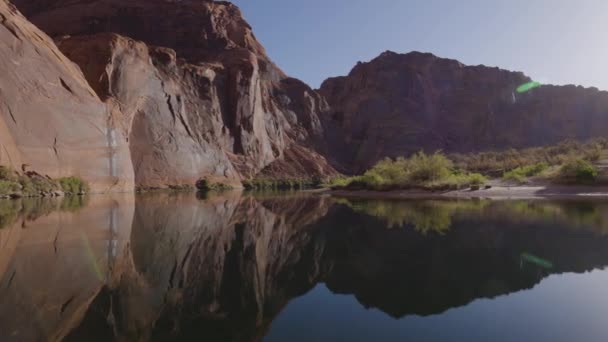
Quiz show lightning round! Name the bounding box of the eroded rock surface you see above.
[320,51,608,172]
[9,0,335,188]
[0,0,134,192]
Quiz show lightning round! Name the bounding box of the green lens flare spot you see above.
[521,252,553,269]
[516,81,542,93]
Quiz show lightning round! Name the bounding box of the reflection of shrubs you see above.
[559,159,598,183]
[0,196,88,229]
[0,200,21,229]
[337,198,489,234]
[60,195,89,212]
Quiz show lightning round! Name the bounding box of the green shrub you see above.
[328,177,351,189]
[426,172,487,191]
[243,178,321,191]
[59,176,89,194]
[467,173,488,186]
[0,166,17,181]
[196,179,233,192]
[559,159,598,183]
[502,163,548,184]
[408,151,453,182]
[451,138,608,175]
[332,152,486,191]
[0,180,21,195]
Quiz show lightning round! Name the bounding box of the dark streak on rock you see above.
[60,295,75,314]
[0,13,20,40]
[53,137,59,158]
[59,78,74,94]
[53,229,60,254]
[6,105,17,125]
[6,270,16,289]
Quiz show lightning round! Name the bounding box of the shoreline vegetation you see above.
[178,139,608,199]
[4,139,608,200]
[327,139,608,197]
[0,166,89,199]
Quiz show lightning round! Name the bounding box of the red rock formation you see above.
[320,51,608,173]
[9,0,336,188]
[0,0,134,192]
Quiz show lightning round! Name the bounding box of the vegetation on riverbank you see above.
[196,179,233,192]
[331,139,607,191]
[451,138,607,177]
[242,178,323,191]
[330,152,487,191]
[0,166,89,198]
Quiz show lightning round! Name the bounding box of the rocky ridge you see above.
[320,51,608,172]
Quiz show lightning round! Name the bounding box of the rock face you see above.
[320,51,608,173]
[5,0,608,185]
[8,0,335,188]
[0,0,134,192]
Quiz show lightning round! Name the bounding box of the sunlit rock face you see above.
[319,51,608,173]
[9,0,337,188]
[0,0,134,192]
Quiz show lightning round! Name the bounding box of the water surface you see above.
[2,193,608,341]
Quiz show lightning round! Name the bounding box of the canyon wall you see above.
[2,0,336,191]
[0,0,134,192]
[320,51,608,172]
[3,0,608,186]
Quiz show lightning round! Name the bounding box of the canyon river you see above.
[2,192,608,341]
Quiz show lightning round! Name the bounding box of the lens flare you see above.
[521,252,553,269]
[516,81,542,93]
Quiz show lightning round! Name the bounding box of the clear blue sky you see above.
[232,0,608,90]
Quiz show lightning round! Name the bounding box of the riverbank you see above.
[327,184,608,200]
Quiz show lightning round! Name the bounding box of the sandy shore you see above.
[327,185,608,200]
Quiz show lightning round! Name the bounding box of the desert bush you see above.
[196,179,233,192]
[58,176,89,194]
[451,138,607,175]
[408,151,453,182]
[243,178,322,191]
[0,180,21,195]
[332,152,486,191]
[502,163,549,184]
[0,166,17,181]
[559,158,598,183]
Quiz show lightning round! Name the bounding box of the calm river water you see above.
[2,192,608,341]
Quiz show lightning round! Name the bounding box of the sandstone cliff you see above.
[0,0,134,192]
[320,51,608,173]
[5,0,608,187]
[3,0,336,190]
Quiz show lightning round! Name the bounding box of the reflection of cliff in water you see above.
[3,194,608,341]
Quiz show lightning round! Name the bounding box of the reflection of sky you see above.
[266,270,608,342]
[232,0,608,91]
